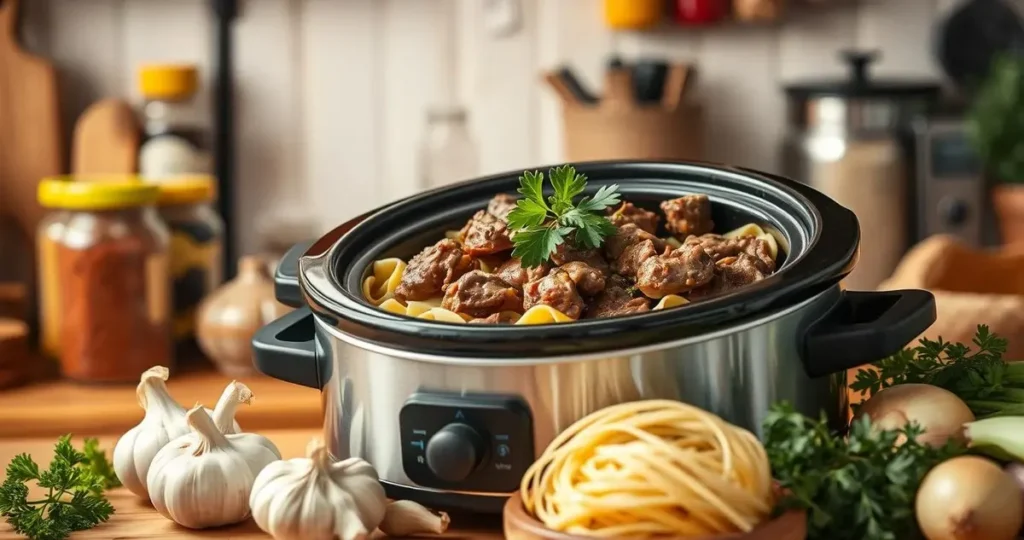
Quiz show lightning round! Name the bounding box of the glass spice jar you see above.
[37,178,172,383]
[36,206,70,360]
[155,175,224,351]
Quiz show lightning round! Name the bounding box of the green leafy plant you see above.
[850,325,1024,418]
[968,52,1024,183]
[506,164,621,267]
[0,435,117,540]
[763,403,964,540]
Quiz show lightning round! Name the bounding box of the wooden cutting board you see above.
[0,0,62,238]
[0,430,504,539]
[72,99,139,176]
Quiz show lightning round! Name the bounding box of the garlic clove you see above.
[378,500,451,537]
[211,380,249,434]
[114,365,189,498]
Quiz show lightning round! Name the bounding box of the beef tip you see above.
[523,269,585,320]
[613,239,659,277]
[550,243,610,274]
[685,234,775,273]
[558,261,606,297]
[487,193,518,221]
[468,311,520,324]
[604,223,667,261]
[689,252,769,300]
[495,258,550,290]
[636,243,716,298]
[661,195,714,237]
[395,239,476,301]
[441,270,523,318]
[459,210,513,256]
[607,202,660,235]
[585,282,651,319]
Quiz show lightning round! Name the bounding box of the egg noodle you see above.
[361,223,781,324]
[520,400,774,538]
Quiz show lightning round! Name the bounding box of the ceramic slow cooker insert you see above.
[253,161,935,513]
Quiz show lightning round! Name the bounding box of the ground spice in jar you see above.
[39,178,171,383]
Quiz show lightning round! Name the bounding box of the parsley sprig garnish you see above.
[850,325,1024,418]
[506,165,621,268]
[764,403,964,540]
[0,435,117,540]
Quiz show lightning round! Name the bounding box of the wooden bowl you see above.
[503,491,806,540]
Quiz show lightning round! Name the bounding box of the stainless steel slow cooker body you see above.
[253,160,936,513]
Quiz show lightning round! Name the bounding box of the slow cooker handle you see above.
[802,289,936,378]
[275,241,315,308]
[251,307,321,389]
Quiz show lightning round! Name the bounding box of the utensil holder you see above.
[562,103,705,161]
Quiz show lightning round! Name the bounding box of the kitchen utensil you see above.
[554,67,598,105]
[880,234,1024,359]
[196,255,289,377]
[71,99,140,176]
[661,63,693,111]
[632,60,669,104]
[211,0,238,279]
[911,115,988,246]
[252,161,935,513]
[502,491,807,540]
[781,50,942,291]
[0,0,62,250]
[935,0,1024,95]
[602,57,634,108]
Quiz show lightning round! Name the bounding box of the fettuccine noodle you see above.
[520,400,774,538]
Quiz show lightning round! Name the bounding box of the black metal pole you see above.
[211,0,237,279]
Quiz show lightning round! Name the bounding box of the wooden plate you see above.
[503,491,806,540]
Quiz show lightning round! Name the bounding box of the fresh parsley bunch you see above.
[763,403,964,540]
[506,165,621,267]
[850,325,1024,418]
[0,435,118,540]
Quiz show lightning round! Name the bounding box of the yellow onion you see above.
[916,455,1023,540]
[857,384,974,446]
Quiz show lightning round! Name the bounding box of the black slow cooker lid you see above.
[785,50,941,99]
[294,161,860,358]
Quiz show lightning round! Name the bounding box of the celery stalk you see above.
[964,416,1024,461]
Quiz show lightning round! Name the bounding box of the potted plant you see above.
[968,51,1024,246]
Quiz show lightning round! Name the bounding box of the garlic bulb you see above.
[113,367,243,498]
[249,438,387,540]
[379,500,450,537]
[147,405,282,529]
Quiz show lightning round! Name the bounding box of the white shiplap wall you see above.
[23,0,991,254]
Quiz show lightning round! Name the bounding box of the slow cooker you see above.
[252,161,935,513]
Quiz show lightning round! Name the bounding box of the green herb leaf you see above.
[764,403,964,540]
[80,438,120,491]
[507,165,620,267]
[0,436,115,540]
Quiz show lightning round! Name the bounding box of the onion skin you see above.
[916,456,1023,540]
[858,384,974,447]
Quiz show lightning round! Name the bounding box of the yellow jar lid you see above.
[155,175,216,205]
[38,176,160,210]
[138,64,198,101]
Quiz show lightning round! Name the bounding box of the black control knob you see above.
[425,423,485,482]
[940,196,970,226]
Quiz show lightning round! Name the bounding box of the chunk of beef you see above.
[558,261,606,297]
[604,223,667,261]
[469,311,521,324]
[607,202,660,235]
[487,194,518,221]
[688,252,769,300]
[395,239,476,301]
[459,210,513,256]
[613,239,659,277]
[441,270,523,318]
[636,243,716,298]
[661,195,714,237]
[523,269,585,320]
[585,282,650,319]
[551,243,610,274]
[495,258,550,290]
[684,234,775,273]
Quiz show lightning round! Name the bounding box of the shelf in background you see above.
[0,368,322,439]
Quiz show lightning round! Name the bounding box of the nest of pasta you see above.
[361,193,783,325]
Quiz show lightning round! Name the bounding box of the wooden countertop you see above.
[0,430,504,539]
[0,369,322,439]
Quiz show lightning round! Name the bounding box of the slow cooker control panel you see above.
[399,392,533,493]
